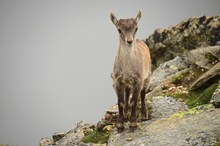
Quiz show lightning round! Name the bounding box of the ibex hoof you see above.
[117,127,124,133]
[141,113,151,121]
[129,126,137,133]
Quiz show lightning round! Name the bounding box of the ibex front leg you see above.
[115,83,125,133]
[124,87,130,122]
[129,82,141,132]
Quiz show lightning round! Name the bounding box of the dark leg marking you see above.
[124,87,130,122]
[129,84,141,132]
[141,88,149,121]
[115,84,125,133]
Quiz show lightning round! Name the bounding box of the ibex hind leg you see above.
[140,88,148,121]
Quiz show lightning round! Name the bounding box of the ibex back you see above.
[110,10,151,132]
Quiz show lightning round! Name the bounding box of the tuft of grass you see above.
[81,127,111,144]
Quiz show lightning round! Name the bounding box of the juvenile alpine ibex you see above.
[110,10,151,132]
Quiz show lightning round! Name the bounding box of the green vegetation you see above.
[81,126,112,144]
[166,83,218,108]
[188,83,218,108]
[170,104,213,118]
[171,67,202,87]
[205,52,218,63]
[172,72,185,85]
[215,142,220,146]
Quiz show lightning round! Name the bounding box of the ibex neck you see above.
[118,39,137,57]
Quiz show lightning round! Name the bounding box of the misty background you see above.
[0,1,219,145]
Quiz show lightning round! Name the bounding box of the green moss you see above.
[81,127,111,144]
[188,83,218,108]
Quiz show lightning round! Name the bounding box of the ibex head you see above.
[110,10,142,46]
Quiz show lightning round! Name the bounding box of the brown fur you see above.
[110,10,151,132]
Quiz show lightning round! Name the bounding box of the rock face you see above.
[145,14,220,69]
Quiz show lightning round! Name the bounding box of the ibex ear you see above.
[135,10,142,23]
[110,12,118,26]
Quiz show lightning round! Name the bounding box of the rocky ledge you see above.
[108,104,220,146]
[39,14,220,146]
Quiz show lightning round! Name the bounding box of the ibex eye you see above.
[118,29,122,33]
[135,27,138,32]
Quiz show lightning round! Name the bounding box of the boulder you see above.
[187,46,220,69]
[151,96,188,119]
[190,62,220,90]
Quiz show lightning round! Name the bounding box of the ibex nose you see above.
[127,40,133,45]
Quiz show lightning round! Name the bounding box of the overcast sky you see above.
[0,1,219,145]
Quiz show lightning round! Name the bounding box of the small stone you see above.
[39,137,53,146]
[127,137,133,141]
[103,125,113,132]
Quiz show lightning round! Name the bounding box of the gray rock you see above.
[190,62,220,90]
[151,96,188,119]
[187,46,220,69]
[211,83,220,108]
[149,56,189,90]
